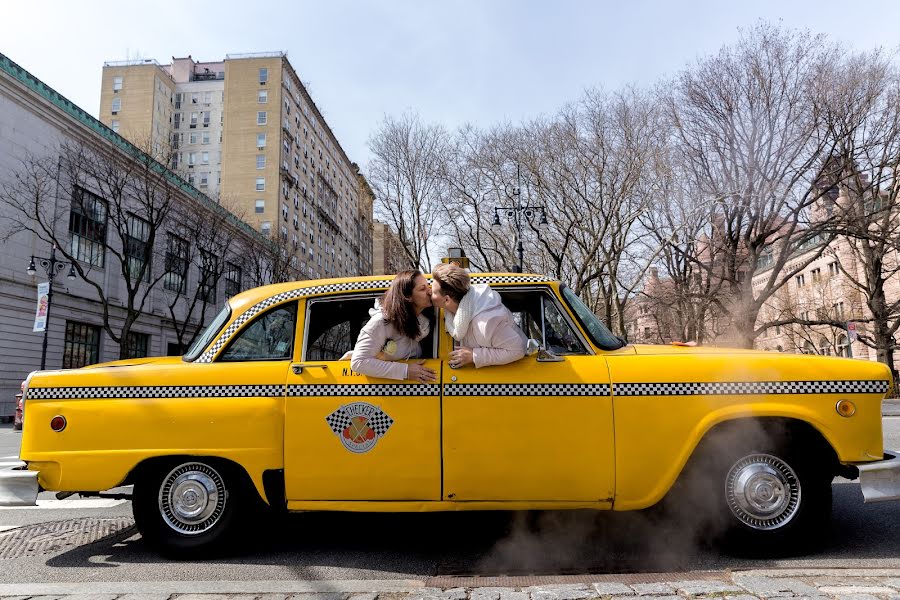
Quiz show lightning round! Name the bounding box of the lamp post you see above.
[27,245,76,370]
[491,164,548,273]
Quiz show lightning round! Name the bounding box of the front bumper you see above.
[858,451,900,503]
[0,468,38,506]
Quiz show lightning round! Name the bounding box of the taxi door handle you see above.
[291,363,327,374]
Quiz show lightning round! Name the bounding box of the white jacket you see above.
[350,302,429,380]
[444,284,527,368]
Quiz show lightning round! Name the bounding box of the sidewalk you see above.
[5,570,900,600]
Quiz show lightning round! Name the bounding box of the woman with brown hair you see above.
[350,270,437,382]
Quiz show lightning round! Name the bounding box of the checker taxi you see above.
[5,273,900,557]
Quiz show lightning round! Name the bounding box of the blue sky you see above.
[3,1,899,171]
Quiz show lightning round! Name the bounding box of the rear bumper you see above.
[857,451,900,503]
[0,468,38,506]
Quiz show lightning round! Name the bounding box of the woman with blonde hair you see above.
[350,270,437,382]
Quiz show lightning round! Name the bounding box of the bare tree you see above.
[239,230,299,288]
[0,138,184,359]
[665,23,846,348]
[368,111,448,270]
[162,195,249,353]
[819,51,900,371]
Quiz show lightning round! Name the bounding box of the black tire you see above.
[675,426,833,556]
[132,459,247,558]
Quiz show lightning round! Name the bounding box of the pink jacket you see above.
[446,285,527,368]
[350,304,429,381]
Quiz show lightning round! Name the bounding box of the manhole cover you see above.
[0,518,135,559]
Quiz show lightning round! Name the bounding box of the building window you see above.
[256,154,266,169]
[110,120,120,133]
[256,177,265,191]
[189,132,198,144]
[164,234,189,294]
[199,172,209,187]
[63,321,101,368]
[188,152,196,165]
[261,221,272,236]
[124,331,149,359]
[811,268,821,282]
[837,334,851,358]
[258,90,268,103]
[257,133,266,149]
[112,76,122,91]
[201,151,209,165]
[125,214,150,281]
[224,262,242,297]
[69,187,107,267]
[834,301,845,318]
[829,262,839,276]
[795,274,805,287]
[111,97,121,113]
[257,111,267,125]
[202,132,210,145]
[173,113,181,129]
[199,250,217,304]
[255,199,265,213]
[259,67,268,84]
[203,111,211,127]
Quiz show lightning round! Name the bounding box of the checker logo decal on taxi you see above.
[325,402,394,454]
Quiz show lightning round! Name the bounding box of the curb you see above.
[5,570,900,596]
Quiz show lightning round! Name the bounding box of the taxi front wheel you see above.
[133,459,246,558]
[675,429,833,556]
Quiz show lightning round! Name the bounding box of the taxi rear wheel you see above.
[133,458,246,558]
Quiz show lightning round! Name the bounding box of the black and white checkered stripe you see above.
[26,384,284,400]
[289,384,439,397]
[196,275,553,363]
[445,383,611,396]
[614,380,889,396]
[474,275,552,284]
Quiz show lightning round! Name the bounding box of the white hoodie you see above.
[444,284,527,368]
[350,300,430,380]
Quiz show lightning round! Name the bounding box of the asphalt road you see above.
[1,415,899,584]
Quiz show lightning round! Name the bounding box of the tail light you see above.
[50,415,67,432]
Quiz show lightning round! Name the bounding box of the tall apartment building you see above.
[100,52,373,280]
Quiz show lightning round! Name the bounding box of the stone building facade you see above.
[0,53,268,417]
[627,194,900,373]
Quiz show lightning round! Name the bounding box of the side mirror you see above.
[526,338,540,356]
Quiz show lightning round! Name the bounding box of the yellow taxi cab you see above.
[3,273,899,557]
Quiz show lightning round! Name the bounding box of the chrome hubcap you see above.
[158,463,226,535]
[725,453,800,530]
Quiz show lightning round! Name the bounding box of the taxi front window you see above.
[560,284,626,350]
[183,304,231,361]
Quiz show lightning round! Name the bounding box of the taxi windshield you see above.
[560,284,626,351]
[183,304,232,361]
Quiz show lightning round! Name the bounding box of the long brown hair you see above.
[381,269,423,339]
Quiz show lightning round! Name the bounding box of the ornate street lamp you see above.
[27,245,76,370]
[491,164,548,273]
